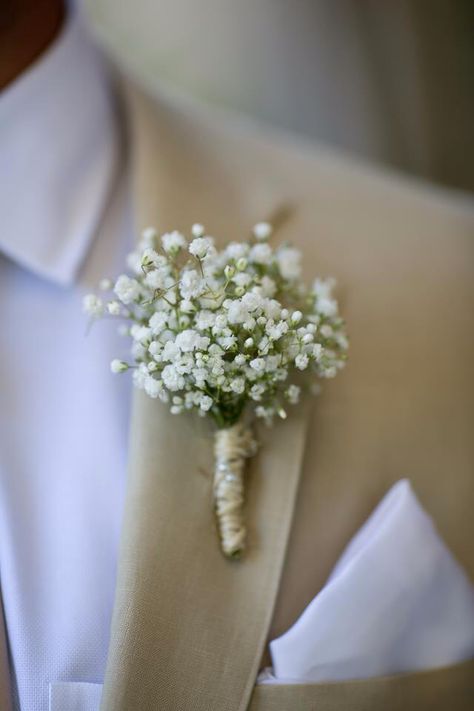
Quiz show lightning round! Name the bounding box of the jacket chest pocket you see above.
[249,660,474,711]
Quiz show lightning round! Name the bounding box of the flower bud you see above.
[291,310,303,324]
[224,264,235,279]
[236,258,248,271]
[191,223,205,237]
[252,222,272,240]
[110,359,129,374]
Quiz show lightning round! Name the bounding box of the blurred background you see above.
[87,0,474,193]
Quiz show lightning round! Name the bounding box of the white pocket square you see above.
[259,479,474,684]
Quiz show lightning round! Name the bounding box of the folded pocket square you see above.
[259,479,474,684]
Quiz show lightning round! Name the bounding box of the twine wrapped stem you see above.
[213,422,256,558]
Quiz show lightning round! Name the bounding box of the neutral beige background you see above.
[84,0,474,192]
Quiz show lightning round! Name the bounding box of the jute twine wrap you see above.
[213,423,257,557]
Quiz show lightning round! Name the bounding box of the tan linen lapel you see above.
[100,83,311,711]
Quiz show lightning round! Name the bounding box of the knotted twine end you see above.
[213,423,257,558]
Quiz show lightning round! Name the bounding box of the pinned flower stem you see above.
[213,423,257,558]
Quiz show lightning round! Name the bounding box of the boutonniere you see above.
[84,222,348,558]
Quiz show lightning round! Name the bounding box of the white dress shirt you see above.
[0,11,133,711]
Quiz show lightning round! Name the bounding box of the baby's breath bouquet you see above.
[84,222,348,558]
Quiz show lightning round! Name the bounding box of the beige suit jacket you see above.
[1,48,473,711]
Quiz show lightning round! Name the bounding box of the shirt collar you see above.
[0,10,119,286]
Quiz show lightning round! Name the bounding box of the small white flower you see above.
[192,368,208,387]
[161,340,180,361]
[312,343,323,360]
[149,311,168,334]
[243,292,264,312]
[214,314,228,329]
[189,236,214,259]
[249,357,266,373]
[295,353,309,370]
[230,378,245,394]
[175,354,194,374]
[175,329,210,353]
[131,325,151,343]
[141,247,163,268]
[180,299,195,313]
[209,343,224,357]
[232,272,252,288]
[227,300,250,325]
[114,275,140,305]
[218,335,237,350]
[313,277,336,299]
[191,223,205,238]
[199,395,213,411]
[249,243,272,265]
[180,269,205,300]
[226,243,249,260]
[83,294,104,317]
[263,299,281,320]
[144,376,163,398]
[195,310,216,330]
[161,230,187,253]
[144,268,168,291]
[234,354,246,366]
[110,359,129,373]
[250,384,265,401]
[266,320,288,340]
[162,364,185,391]
[276,247,301,280]
[107,301,121,315]
[252,222,272,240]
[291,310,303,324]
[317,297,338,318]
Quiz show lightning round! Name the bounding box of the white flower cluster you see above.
[84,223,348,427]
